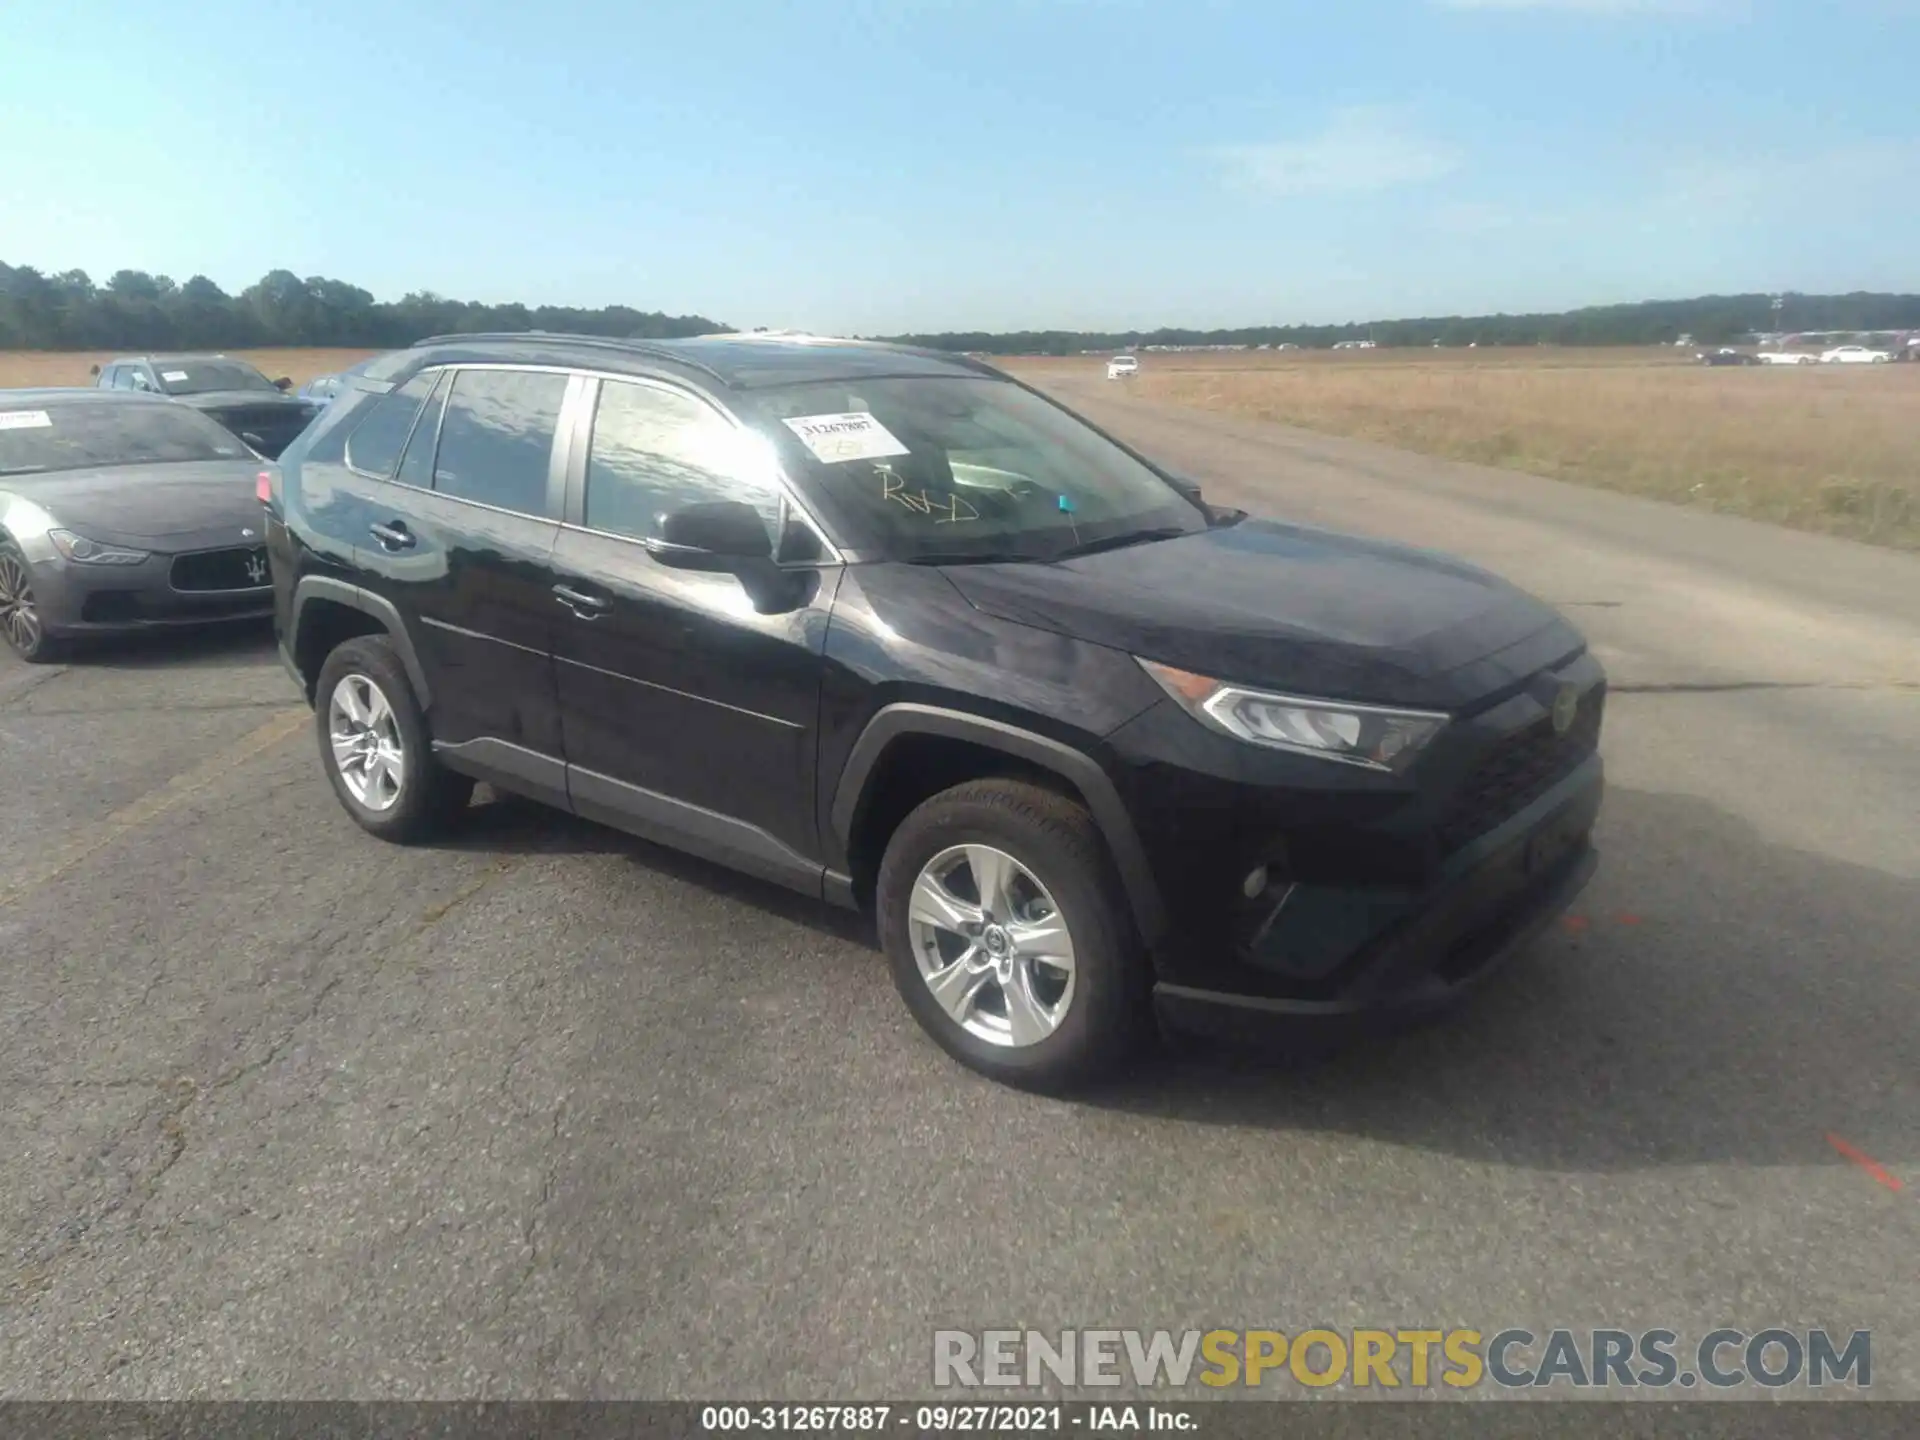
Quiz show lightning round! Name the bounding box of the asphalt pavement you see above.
[2,380,1917,1401]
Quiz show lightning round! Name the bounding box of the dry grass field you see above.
[0,348,376,390]
[1008,347,1920,550]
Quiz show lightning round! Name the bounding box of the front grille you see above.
[1435,685,1604,854]
[170,546,271,593]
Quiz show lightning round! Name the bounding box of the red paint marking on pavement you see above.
[1827,1134,1905,1192]
[1561,915,1590,933]
[1615,912,1643,925]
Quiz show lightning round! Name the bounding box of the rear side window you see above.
[345,373,436,477]
[432,369,567,516]
[394,372,451,489]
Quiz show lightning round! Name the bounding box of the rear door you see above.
[354,364,575,804]
[546,374,840,891]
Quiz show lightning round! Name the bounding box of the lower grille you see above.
[1436,686,1604,854]
[170,546,271,593]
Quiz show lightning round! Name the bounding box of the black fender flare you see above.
[829,702,1167,943]
[289,575,432,709]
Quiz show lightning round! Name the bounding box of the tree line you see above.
[0,264,726,351]
[4,263,1918,355]
[884,292,1920,354]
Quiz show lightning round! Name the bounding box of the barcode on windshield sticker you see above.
[781,412,911,465]
[0,411,52,430]
[161,371,189,382]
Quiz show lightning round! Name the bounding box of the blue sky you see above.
[3,0,1916,333]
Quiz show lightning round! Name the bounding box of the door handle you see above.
[368,521,416,551]
[552,583,610,617]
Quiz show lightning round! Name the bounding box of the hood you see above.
[12,460,266,547]
[174,390,309,412]
[939,517,1585,709]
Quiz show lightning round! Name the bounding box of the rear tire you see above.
[876,778,1149,1092]
[315,635,472,842]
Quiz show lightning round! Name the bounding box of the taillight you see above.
[256,470,273,504]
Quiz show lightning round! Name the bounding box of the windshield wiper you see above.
[901,550,1038,567]
[1050,526,1190,561]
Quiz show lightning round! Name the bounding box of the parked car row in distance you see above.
[1700,344,1897,366]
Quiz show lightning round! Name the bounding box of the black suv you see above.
[93,353,318,457]
[266,332,1604,1090]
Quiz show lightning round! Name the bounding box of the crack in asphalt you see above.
[496,1095,571,1329]
[0,666,71,712]
[10,854,521,1303]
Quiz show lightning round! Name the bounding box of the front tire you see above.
[315,635,472,842]
[0,542,64,664]
[876,778,1148,1092]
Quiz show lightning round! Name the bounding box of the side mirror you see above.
[645,500,773,571]
[274,377,293,391]
[89,364,101,377]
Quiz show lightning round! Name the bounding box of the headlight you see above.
[1139,658,1448,772]
[48,529,151,566]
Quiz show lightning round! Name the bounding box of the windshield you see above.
[741,376,1203,562]
[0,403,253,475]
[153,359,279,396]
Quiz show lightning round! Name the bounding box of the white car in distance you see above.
[1756,350,1819,365]
[1106,355,1139,380]
[1820,345,1892,364]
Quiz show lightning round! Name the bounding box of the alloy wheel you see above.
[907,843,1077,1047]
[0,552,41,656]
[327,673,407,811]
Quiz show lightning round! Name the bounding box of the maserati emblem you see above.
[244,551,268,585]
[240,526,256,539]
[1551,683,1580,736]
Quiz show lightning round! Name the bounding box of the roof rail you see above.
[405,330,730,384]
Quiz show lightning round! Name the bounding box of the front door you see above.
[546,375,838,893]
[352,364,573,803]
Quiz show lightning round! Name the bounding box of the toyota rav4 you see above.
[265,332,1604,1091]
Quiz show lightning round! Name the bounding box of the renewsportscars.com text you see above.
[932,1328,1871,1391]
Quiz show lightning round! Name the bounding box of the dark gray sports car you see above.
[91,353,320,458]
[0,390,273,662]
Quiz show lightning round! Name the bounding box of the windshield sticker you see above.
[782,411,911,465]
[883,471,980,524]
[161,371,190,383]
[0,411,53,431]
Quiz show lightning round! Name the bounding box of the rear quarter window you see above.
[344,373,437,478]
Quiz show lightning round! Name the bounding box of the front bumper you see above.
[32,553,273,635]
[1154,754,1602,1044]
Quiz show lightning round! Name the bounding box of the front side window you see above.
[0,402,252,476]
[153,359,278,396]
[584,380,782,543]
[740,376,1202,562]
[432,369,567,516]
[345,372,437,478]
